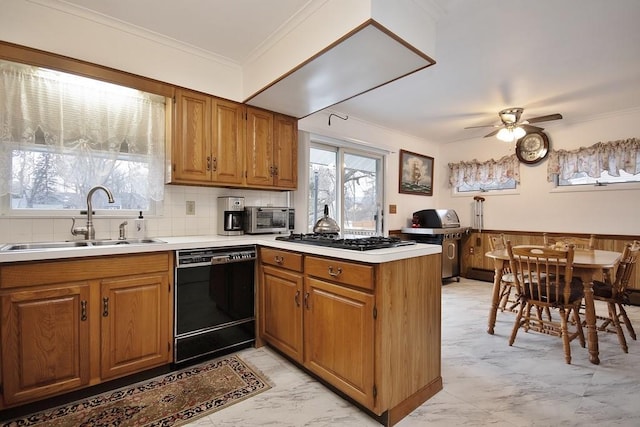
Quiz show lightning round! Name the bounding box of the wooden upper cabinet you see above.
[245,106,274,187]
[246,107,298,189]
[172,89,245,186]
[273,114,298,189]
[173,88,212,183]
[172,94,297,189]
[212,99,245,185]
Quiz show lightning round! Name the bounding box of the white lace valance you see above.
[546,138,640,182]
[0,59,166,203]
[448,154,520,187]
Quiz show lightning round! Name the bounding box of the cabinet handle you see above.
[102,297,109,317]
[304,291,310,309]
[328,266,342,277]
[81,300,87,321]
[212,157,217,171]
[294,290,300,307]
[274,255,284,264]
[206,156,211,171]
[269,166,274,177]
[273,166,279,176]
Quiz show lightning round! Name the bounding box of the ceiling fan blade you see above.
[521,124,544,133]
[525,113,563,124]
[464,124,501,129]
[484,129,501,138]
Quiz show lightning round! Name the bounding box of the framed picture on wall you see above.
[399,149,434,196]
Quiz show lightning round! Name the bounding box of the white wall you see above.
[1,0,242,100]
[438,109,640,235]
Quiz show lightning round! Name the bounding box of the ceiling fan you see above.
[465,107,563,142]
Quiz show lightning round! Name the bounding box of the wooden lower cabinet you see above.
[0,252,173,409]
[258,248,442,426]
[260,265,303,363]
[1,283,91,405]
[304,277,375,408]
[100,273,170,380]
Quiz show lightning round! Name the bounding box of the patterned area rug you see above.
[2,355,271,427]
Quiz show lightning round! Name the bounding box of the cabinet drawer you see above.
[305,256,374,290]
[260,247,303,272]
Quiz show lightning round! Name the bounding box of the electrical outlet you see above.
[186,200,195,215]
[469,247,475,254]
[389,204,397,214]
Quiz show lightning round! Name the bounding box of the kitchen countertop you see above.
[0,234,441,264]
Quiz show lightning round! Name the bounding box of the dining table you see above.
[485,246,623,365]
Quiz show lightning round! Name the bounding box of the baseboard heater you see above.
[466,268,494,282]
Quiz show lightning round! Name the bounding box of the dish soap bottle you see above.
[135,211,147,238]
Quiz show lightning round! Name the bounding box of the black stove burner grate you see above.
[275,234,417,251]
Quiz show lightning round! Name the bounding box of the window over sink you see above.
[0,59,166,215]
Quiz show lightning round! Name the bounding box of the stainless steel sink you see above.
[0,238,166,251]
[89,238,166,246]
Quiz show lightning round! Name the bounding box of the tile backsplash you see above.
[0,185,291,243]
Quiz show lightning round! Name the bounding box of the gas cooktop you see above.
[275,234,417,251]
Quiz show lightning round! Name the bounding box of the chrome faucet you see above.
[71,185,115,240]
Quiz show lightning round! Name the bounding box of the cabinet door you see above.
[245,106,274,186]
[303,277,375,408]
[273,114,298,189]
[100,273,170,380]
[260,265,304,362]
[212,99,245,185]
[174,89,212,182]
[1,284,90,405]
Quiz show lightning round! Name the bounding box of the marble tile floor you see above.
[190,278,640,427]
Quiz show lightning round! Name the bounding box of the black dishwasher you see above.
[174,246,255,364]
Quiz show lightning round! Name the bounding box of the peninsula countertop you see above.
[0,234,441,264]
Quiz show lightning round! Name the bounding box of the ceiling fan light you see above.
[496,126,526,142]
[496,127,514,142]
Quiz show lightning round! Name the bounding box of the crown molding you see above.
[30,0,240,69]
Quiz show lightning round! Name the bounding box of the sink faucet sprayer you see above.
[71,185,115,240]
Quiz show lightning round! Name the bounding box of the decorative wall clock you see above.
[515,131,549,164]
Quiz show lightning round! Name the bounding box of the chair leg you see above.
[571,306,586,348]
[608,302,629,353]
[523,303,533,332]
[618,303,637,340]
[498,282,509,312]
[559,307,572,364]
[509,301,525,346]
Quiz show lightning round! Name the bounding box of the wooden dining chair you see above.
[543,233,595,251]
[591,240,640,353]
[488,234,519,313]
[506,241,586,364]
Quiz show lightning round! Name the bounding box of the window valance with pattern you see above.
[448,154,520,188]
[546,138,640,182]
[0,59,166,207]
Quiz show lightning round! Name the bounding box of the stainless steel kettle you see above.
[313,204,340,234]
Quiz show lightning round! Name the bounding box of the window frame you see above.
[0,42,174,218]
[308,136,386,237]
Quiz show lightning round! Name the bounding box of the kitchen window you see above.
[449,155,520,194]
[0,59,166,215]
[308,140,384,236]
[548,138,640,187]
